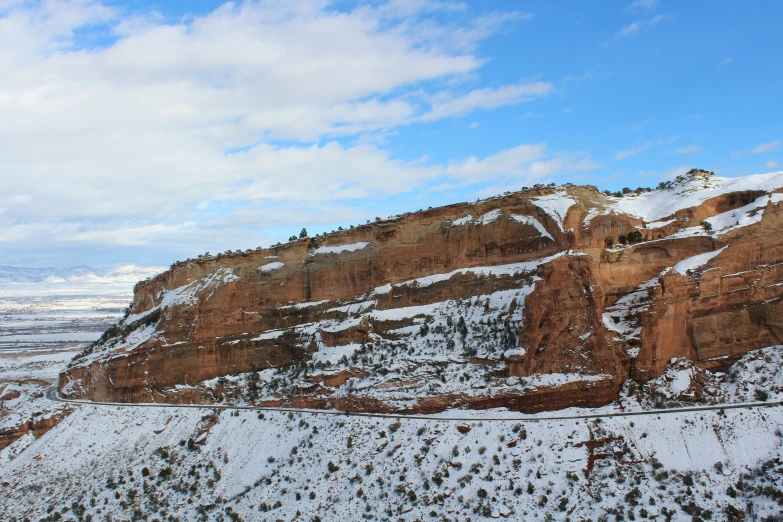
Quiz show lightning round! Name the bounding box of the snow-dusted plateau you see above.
[3,170,783,521]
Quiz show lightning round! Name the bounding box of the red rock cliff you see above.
[60,170,783,413]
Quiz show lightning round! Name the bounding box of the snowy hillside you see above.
[606,170,783,223]
[2,347,783,521]
[5,170,783,521]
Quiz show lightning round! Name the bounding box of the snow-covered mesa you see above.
[608,170,783,222]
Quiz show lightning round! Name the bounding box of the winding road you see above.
[45,387,783,423]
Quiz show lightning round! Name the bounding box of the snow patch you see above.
[395,251,566,290]
[645,218,676,229]
[370,283,392,295]
[672,246,727,275]
[450,209,502,226]
[310,242,370,255]
[531,192,576,231]
[450,215,473,226]
[704,195,769,234]
[509,214,554,240]
[280,300,330,310]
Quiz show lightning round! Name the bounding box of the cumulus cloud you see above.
[0,0,568,265]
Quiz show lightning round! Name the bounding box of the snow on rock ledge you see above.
[531,192,576,231]
[309,242,370,255]
[510,214,554,240]
[672,246,727,275]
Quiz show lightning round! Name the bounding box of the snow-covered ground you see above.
[606,170,783,223]
[0,265,163,361]
[0,265,164,471]
[5,172,783,519]
[2,348,783,521]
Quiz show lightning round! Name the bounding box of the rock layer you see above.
[60,171,783,413]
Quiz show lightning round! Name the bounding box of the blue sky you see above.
[0,0,780,267]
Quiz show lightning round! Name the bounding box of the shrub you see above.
[457,316,468,337]
[627,230,643,244]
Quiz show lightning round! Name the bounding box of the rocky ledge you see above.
[60,169,783,413]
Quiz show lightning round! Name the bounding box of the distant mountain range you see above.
[0,265,165,284]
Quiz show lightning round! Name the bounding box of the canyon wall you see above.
[60,171,783,413]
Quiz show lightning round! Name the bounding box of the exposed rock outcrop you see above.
[60,170,783,413]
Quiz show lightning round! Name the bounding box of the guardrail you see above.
[45,387,783,423]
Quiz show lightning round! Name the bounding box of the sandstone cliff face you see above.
[61,171,783,413]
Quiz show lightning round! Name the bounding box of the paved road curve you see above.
[45,387,783,423]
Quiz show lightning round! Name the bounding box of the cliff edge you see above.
[60,170,783,413]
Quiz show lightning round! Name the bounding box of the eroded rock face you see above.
[60,171,783,413]
[0,380,73,450]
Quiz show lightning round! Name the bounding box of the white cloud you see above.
[766,160,780,169]
[750,140,782,154]
[0,0,561,265]
[0,141,595,258]
[669,144,702,155]
[614,136,678,160]
[419,81,553,121]
[445,145,598,186]
[717,57,734,68]
[616,14,666,37]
